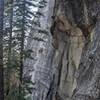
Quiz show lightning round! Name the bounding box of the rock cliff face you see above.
[51,1,85,99]
[23,0,55,100]
[23,0,100,100]
[52,0,100,100]
[72,21,100,100]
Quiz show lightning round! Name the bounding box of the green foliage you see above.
[23,49,34,59]
[6,86,31,100]
[4,0,47,99]
[6,87,21,100]
[5,77,35,100]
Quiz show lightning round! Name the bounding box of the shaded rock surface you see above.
[23,0,55,100]
[23,0,100,100]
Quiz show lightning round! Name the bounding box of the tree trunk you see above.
[0,0,4,99]
[6,0,14,95]
[20,0,25,82]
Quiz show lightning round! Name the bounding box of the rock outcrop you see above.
[23,0,100,100]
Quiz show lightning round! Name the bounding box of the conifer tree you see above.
[0,0,4,99]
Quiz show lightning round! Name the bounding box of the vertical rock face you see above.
[72,21,100,100]
[50,0,100,100]
[23,0,55,100]
[23,0,100,100]
[51,1,85,99]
